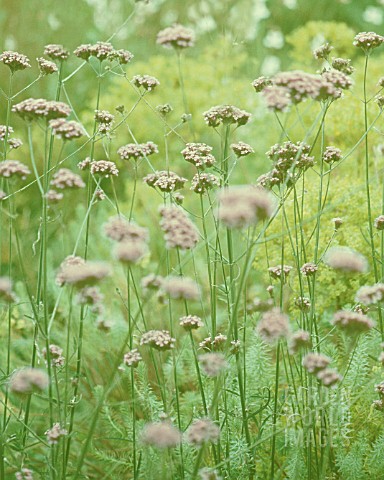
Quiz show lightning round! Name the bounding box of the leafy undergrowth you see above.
[1,11,384,480]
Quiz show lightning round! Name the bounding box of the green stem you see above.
[84,66,103,260]
[313,103,328,264]
[363,55,383,340]
[189,332,208,415]
[129,163,137,221]
[2,71,13,160]
[63,305,86,470]
[199,195,216,335]
[363,55,378,280]
[126,267,138,480]
[2,181,13,466]
[270,341,281,480]
[110,176,120,215]
[170,248,185,478]
[191,445,206,479]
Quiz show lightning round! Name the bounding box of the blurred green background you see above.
[1,0,384,298]
[1,0,383,97]
[1,0,383,126]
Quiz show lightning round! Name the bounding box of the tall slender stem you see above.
[363,55,383,340]
[363,55,377,280]
[270,341,281,480]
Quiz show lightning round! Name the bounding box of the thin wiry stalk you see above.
[170,247,185,478]
[270,340,281,480]
[199,195,216,336]
[84,63,103,260]
[125,265,138,480]
[363,55,378,280]
[129,162,138,221]
[2,180,13,469]
[63,69,104,471]
[362,55,384,343]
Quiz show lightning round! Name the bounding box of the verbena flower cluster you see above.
[356,283,384,305]
[331,57,354,75]
[104,216,149,243]
[74,42,133,63]
[140,330,176,350]
[141,422,181,448]
[118,141,158,161]
[374,215,384,230]
[198,353,227,377]
[90,160,119,177]
[313,42,333,60]
[254,67,352,111]
[12,98,71,121]
[10,368,49,395]
[96,112,115,134]
[256,308,290,343]
[42,344,65,367]
[56,260,110,288]
[332,310,375,333]
[44,44,70,60]
[230,141,254,157]
[160,276,199,301]
[199,333,228,351]
[159,205,199,249]
[181,143,216,169]
[303,353,342,387]
[0,160,30,180]
[37,57,58,75]
[268,264,293,281]
[50,168,85,189]
[123,349,142,368]
[323,146,342,164]
[203,105,251,127]
[143,170,187,192]
[217,185,274,228]
[157,24,195,49]
[288,330,311,354]
[324,247,368,273]
[132,74,160,91]
[191,173,220,194]
[300,262,318,277]
[15,468,34,480]
[0,50,31,71]
[49,118,85,140]
[258,140,314,188]
[186,419,220,445]
[179,314,204,330]
[353,32,384,51]
[45,423,68,445]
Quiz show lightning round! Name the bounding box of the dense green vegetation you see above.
[1,1,384,479]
